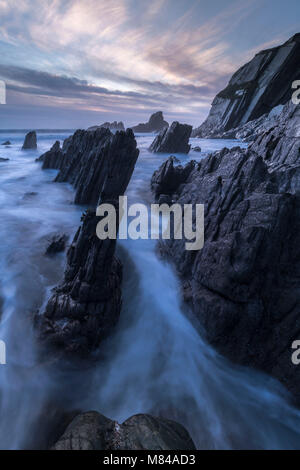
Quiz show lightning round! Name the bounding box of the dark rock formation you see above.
[52,411,196,450]
[35,129,139,357]
[88,121,125,132]
[206,105,284,142]
[22,131,37,150]
[150,122,192,154]
[0,157,9,162]
[132,111,169,133]
[45,234,68,256]
[37,128,138,206]
[36,141,62,169]
[193,146,202,152]
[192,33,300,138]
[1,141,11,145]
[151,102,300,401]
[151,156,195,199]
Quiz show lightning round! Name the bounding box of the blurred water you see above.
[0,132,300,449]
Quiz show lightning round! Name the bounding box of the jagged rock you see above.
[192,33,300,138]
[249,101,300,169]
[132,111,169,133]
[151,103,300,401]
[88,121,125,132]
[52,411,196,450]
[22,131,37,150]
[36,141,63,169]
[151,156,195,199]
[0,157,9,162]
[150,122,192,154]
[207,105,284,142]
[1,141,11,145]
[192,146,202,152]
[35,129,139,357]
[45,234,68,256]
[36,128,138,205]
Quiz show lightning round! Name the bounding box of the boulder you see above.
[22,131,37,150]
[192,33,300,137]
[45,234,68,256]
[150,122,192,154]
[151,102,300,401]
[132,111,169,133]
[35,129,139,357]
[1,141,11,145]
[0,157,9,162]
[52,411,196,450]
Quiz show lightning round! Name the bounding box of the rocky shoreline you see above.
[151,102,300,401]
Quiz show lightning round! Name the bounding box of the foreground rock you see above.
[192,33,300,138]
[88,121,125,132]
[22,131,37,149]
[151,102,300,401]
[1,140,11,146]
[0,157,9,162]
[132,111,169,133]
[35,129,139,357]
[150,122,192,154]
[52,412,196,450]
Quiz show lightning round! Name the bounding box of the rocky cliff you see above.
[192,33,300,138]
[35,129,139,357]
[132,111,169,133]
[151,102,300,401]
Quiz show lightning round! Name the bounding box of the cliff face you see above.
[193,33,300,138]
[152,103,300,401]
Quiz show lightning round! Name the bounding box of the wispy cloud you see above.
[0,0,298,127]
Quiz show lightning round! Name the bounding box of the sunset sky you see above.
[0,0,299,129]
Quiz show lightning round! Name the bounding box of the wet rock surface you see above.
[151,103,300,401]
[192,34,300,138]
[132,111,169,133]
[22,131,37,150]
[52,411,196,450]
[150,121,192,154]
[45,234,68,256]
[35,129,139,357]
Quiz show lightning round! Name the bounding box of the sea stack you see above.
[132,111,169,133]
[22,131,37,150]
[150,121,192,154]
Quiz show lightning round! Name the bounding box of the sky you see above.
[0,0,299,129]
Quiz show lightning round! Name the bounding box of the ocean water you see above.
[0,131,300,449]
